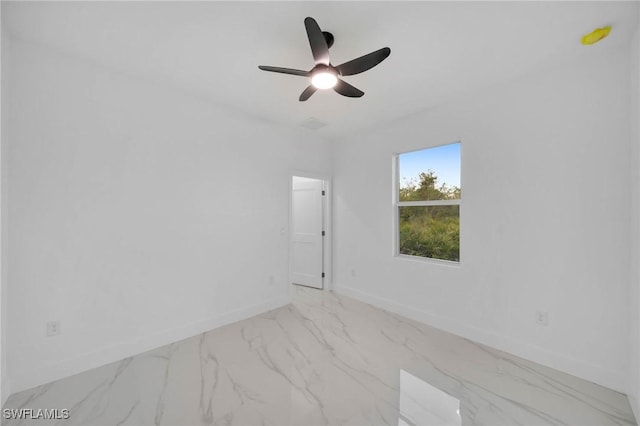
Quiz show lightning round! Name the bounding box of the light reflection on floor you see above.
[399,369,461,426]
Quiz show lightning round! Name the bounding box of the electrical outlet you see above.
[268,275,275,285]
[535,311,548,326]
[46,320,61,337]
[351,268,356,277]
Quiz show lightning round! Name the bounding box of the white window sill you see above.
[394,253,462,268]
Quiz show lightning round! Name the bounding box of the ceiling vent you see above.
[300,117,327,130]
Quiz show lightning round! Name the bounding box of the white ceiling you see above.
[3,1,639,141]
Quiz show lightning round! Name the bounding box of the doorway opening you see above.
[290,175,330,290]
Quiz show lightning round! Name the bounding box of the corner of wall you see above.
[628,7,640,422]
[0,6,8,408]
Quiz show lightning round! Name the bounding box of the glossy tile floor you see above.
[3,286,637,425]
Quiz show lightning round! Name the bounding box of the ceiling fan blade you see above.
[333,79,364,98]
[299,85,318,102]
[336,47,391,76]
[258,66,309,77]
[304,17,330,66]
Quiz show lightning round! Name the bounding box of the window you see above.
[395,142,461,262]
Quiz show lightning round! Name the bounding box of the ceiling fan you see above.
[258,17,391,102]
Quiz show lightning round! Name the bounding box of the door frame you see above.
[289,171,332,292]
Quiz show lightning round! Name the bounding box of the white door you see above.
[291,176,324,289]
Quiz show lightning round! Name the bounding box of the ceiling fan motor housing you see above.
[322,31,334,49]
[312,63,339,76]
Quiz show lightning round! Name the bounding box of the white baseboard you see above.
[335,284,626,394]
[9,295,290,395]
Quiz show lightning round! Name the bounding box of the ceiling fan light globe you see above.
[311,71,338,89]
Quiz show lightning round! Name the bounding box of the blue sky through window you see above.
[399,142,461,190]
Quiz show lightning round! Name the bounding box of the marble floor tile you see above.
[2,286,637,425]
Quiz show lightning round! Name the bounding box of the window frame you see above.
[392,142,462,265]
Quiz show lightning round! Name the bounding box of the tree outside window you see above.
[396,143,461,262]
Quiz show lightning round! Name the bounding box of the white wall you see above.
[333,45,631,392]
[629,7,640,420]
[5,38,331,393]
